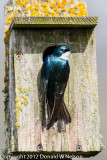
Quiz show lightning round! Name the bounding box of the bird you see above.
[41,45,71,130]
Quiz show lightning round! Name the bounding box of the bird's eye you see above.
[61,49,70,53]
[61,49,66,53]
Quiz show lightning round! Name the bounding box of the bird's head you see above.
[53,45,72,60]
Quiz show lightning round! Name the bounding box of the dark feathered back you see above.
[43,45,61,62]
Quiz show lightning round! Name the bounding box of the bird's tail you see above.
[47,97,71,130]
[57,101,71,123]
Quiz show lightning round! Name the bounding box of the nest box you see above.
[4,0,103,159]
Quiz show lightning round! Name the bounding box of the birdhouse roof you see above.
[10,17,98,30]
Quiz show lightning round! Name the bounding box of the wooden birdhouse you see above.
[4,0,103,159]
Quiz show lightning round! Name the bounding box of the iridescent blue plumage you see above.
[41,45,71,129]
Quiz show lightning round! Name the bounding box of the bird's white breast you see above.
[60,51,70,61]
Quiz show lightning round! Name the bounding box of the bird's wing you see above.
[41,57,50,127]
[47,83,67,129]
[41,57,50,90]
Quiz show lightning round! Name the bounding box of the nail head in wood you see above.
[76,145,82,152]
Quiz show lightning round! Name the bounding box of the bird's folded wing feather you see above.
[41,84,48,127]
[41,58,50,126]
[47,83,67,129]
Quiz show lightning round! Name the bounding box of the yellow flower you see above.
[79,7,84,13]
[25,7,29,11]
[41,2,48,8]
[78,2,84,6]
[29,5,34,12]
[40,7,44,11]
[50,2,56,9]
[35,4,39,10]
[16,0,20,5]
[84,10,88,16]
[83,4,86,9]
[55,14,59,17]
[51,11,55,16]
[37,13,43,17]
[68,8,75,13]
[70,0,74,4]
[43,7,49,13]
[20,1,25,7]
[76,12,81,16]
[74,5,78,9]
[25,6,30,11]
[44,13,50,17]
[57,2,61,8]
[55,0,60,3]
[25,0,29,4]
[66,1,69,5]
[31,10,36,16]
[54,7,59,14]
[60,2,65,8]
[80,10,88,16]
[61,8,67,12]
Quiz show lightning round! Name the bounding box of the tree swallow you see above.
[41,45,71,130]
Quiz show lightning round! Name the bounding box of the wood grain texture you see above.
[6,28,103,155]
